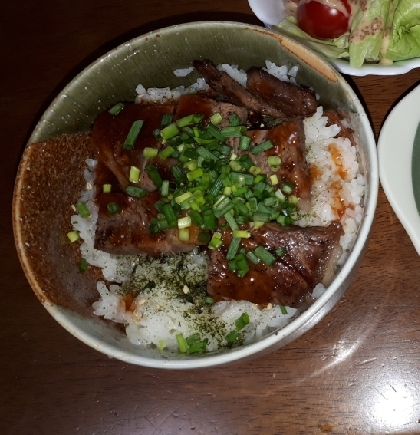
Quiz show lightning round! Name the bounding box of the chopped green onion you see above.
[206,123,226,141]
[226,237,241,261]
[220,126,247,138]
[254,246,276,266]
[251,140,274,155]
[67,231,79,243]
[224,211,239,231]
[129,165,141,183]
[235,313,250,330]
[123,120,144,150]
[246,251,260,265]
[208,232,223,249]
[178,228,190,241]
[159,180,170,197]
[176,333,188,353]
[108,103,124,115]
[234,253,249,277]
[103,183,111,193]
[249,165,262,176]
[205,296,214,304]
[79,258,88,272]
[270,174,279,185]
[175,191,192,204]
[225,330,239,344]
[145,164,163,188]
[280,305,288,315]
[203,209,217,231]
[162,203,177,227]
[210,113,223,125]
[176,114,197,128]
[75,202,91,218]
[238,136,251,151]
[125,185,147,198]
[233,230,250,239]
[143,147,158,158]
[161,112,173,128]
[177,216,192,229]
[107,201,121,216]
[281,180,295,194]
[276,247,287,257]
[229,113,242,127]
[158,145,175,159]
[268,156,281,167]
[197,146,218,161]
[160,123,179,140]
[187,168,203,181]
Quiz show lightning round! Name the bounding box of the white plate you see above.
[248,0,420,76]
[378,84,420,254]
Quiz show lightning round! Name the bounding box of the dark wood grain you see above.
[2,1,420,434]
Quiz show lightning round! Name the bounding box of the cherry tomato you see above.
[296,0,351,40]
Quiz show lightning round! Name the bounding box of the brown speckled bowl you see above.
[12,21,378,368]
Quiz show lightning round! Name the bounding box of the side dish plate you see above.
[378,84,420,254]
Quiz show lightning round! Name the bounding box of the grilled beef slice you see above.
[231,119,311,211]
[94,191,205,256]
[193,59,285,119]
[246,67,318,118]
[92,103,176,192]
[207,221,343,307]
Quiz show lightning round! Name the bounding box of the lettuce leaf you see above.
[385,0,420,61]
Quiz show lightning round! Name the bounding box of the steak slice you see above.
[207,221,343,307]
[94,191,206,256]
[193,59,285,119]
[230,119,311,211]
[92,103,176,192]
[246,67,318,118]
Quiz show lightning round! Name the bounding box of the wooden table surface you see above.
[2,1,420,434]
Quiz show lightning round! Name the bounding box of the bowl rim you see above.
[13,20,379,369]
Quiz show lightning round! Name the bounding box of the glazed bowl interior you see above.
[13,21,378,369]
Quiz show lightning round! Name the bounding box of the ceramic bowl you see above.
[13,21,378,368]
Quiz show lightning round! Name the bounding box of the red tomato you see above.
[296,0,351,40]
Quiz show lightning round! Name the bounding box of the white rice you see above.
[73,63,365,353]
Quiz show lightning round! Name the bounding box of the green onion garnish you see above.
[107,202,121,216]
[229,113,242,127]
[176,333,188,353]
[67,231,80,243]
[226,237,241,261]
[103,184,112,193]
[123,120,144,150]
[160,122,179,140]
[225,330,239,344]
[145,164,163,188]
[208,232,223,250]
[251,140,274,155]
[160,113,173,128]
[143,147,158,158]
[177,216,192,229]
[75,202,91,218]
[129,165,141,183]
[80,258,88,272]
[276,247,286,257]
[280,305,288,315]
[235,313,250,330]
[210,113,223,125]
[254,246,276,266]
[108,102,124,115]
[178,228,190,241]
[125,185,147,198]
